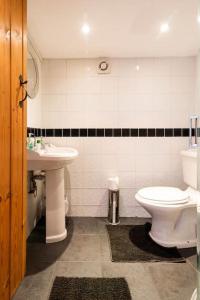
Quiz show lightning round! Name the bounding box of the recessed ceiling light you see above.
[136,65,140,71]
[198,15,200,23]
[81,23,91,35]
[160,23,170,33]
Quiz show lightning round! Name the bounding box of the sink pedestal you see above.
[46,167,67,243]
[27,145,78,243]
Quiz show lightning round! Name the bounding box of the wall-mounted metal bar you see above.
[189,115,199,148]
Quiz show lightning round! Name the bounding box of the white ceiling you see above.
[28,0,200,58]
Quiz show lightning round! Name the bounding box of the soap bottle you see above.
[27,133,34,150]
[36,138,41,151]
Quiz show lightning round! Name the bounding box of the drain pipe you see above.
[29,171,45,197]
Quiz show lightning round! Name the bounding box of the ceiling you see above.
[28,0,200,58]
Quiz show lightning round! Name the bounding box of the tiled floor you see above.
[14,217,197,300]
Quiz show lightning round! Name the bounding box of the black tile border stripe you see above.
[27,127,195,138]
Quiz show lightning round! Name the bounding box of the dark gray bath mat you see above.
[107,223,185,263]
[49,277,132,300]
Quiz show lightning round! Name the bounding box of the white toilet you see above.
[135,149,199,249]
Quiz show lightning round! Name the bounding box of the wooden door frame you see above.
[0,0,27,298]
[22,0,27,280]
[10,0,27,297]
[0,0,11,298]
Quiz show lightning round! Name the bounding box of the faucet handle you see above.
[28,133,35,138]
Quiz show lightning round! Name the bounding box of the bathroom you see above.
[0,0,200,299]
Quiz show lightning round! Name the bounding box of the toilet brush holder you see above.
[108,189,120,225]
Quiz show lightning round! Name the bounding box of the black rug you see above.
[107,223,187,263]
[49,277,132,300]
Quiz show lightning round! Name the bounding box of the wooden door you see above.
[0,0,11,299]
[0,0,27,298]
[10,0,27,297]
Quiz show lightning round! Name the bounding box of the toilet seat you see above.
[137,186,189,205]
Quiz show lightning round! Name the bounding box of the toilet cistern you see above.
[28,144,78,243]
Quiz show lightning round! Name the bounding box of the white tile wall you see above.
[40,57,196,217]
[194,52,200,192]
[45,136,188,217]
[42,57,196,129]
[195,51,200,115]
[27,45,42,128]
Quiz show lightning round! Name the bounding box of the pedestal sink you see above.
[27,144,78,243]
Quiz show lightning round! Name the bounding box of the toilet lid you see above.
[138,187,189,204]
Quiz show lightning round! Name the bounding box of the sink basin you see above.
[27,144,79,243]
[28,144,79,171]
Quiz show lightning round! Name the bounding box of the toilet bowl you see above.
[135,186,196,248]
[135,149,199,249]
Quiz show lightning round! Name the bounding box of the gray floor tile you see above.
[100,234,111,261]
[54,261,102,277]
[13,263,55,300]
[96,217,108,234]
[147,262,197,300]
[14,217,197,300]
[58,234,101,262]
[126,276,161,300]
[186,254,197,270]
[102,262,160,300]
[178,248,197,271]
[178,249,197,271]
[14,290,47,300]
[102,261,145,277]
[72,217,99,235]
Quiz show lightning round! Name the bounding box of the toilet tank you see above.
[181,149,198,189]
